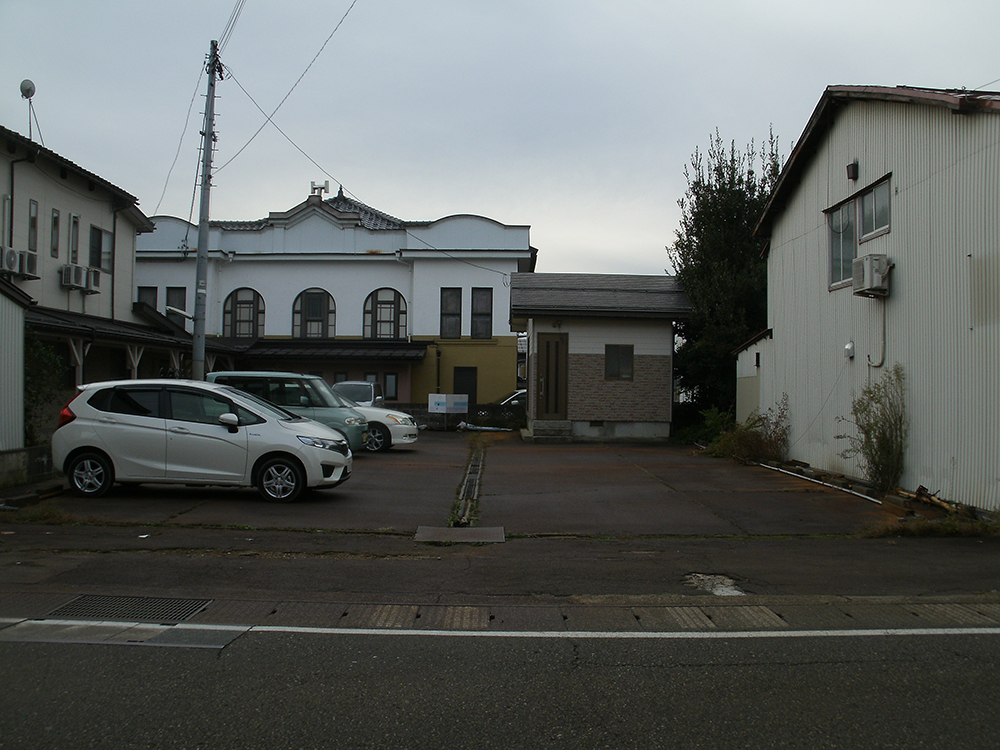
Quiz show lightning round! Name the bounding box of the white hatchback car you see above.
[52,379,352,502]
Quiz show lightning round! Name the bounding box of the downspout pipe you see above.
[111,205,119,320]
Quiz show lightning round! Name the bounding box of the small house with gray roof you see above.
[509,273,691,442]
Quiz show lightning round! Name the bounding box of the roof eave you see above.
[754,85,1000,242]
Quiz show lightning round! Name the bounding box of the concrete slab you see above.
[414,526,505,543]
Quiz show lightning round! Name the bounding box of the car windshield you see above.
[333,383,372,403]
[220,386,301,421]
[306,378,357,408]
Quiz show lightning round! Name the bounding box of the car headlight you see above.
[298,435,347,451]
[387,415,414,425]
[344,417,365,426]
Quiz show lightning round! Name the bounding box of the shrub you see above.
[837,363,908,493]
[709,394,789,464]
[671,404,734,445]
[24,333,70,446]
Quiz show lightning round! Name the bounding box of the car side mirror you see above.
[219,413,240,433]
[373,396,384,406]
[300,396,310,407]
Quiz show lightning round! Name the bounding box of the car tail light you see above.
[56,399,77,430]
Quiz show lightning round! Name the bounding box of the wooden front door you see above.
[535,333,568,420]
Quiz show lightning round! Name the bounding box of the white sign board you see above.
[428,394,469,414]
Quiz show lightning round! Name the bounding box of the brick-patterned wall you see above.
[567,354,672,422]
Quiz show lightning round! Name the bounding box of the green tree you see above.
[667,130,781,413]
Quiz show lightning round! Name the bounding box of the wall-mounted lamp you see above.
[846,161,859,181]
[844,341,855,359]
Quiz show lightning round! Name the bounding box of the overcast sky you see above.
[2,1,997,274]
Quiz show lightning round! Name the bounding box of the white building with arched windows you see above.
[135,188,536,407]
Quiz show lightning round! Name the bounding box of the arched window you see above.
[223,288,265,338]
[363,288,407,339]
[292,288,336,338]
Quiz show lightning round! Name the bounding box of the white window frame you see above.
[826,176,891,289]
[859,179,891,242]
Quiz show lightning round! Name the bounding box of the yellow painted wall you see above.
[411,336,519,404]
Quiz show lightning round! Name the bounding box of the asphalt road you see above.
[2,632,1000,749]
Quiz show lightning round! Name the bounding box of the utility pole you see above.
[192,40,221,381]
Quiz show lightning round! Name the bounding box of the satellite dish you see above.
[20,80,35,99]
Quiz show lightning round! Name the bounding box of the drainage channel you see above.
[453,445,485,527]
[413,443,504,541]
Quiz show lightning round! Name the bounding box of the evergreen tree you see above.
[667,130,781,413]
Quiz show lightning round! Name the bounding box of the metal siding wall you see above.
[0,295,25,451]
[766,100,1000,510]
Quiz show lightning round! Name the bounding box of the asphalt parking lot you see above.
[23,429,893,536]
[3,430,1000,629]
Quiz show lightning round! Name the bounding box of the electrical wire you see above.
[153,0,243,217]
[153,67,206,216]
[218,0,246,54]
[224,68,341,185]
[790,356,848,449]
[215,0,360,174]
[223,66,512,281]
[205,0,511,281]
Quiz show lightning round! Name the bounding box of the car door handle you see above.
[168,427,191,434]
[98,417,118,424]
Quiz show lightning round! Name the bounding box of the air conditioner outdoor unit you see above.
[18,250,39,279]
[1,246,18,274]
[61,263,87,290]
[852,254,891,297]
[84,268,101,294]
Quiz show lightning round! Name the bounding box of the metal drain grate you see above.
[47,595,212,624]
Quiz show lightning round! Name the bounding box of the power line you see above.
[205,0,511,281]
[153,67,205,216]
[215,0,360,174]
[218,0,246,53]
[224,66,511,281]
[154,0,243,215]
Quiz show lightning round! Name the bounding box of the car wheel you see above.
[66,451,114,498]
[256,457,304,502]
[366,423,391,452]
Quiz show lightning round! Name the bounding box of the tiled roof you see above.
[325,189,405,231]
[211,187,406,233]
[510,273,691,319]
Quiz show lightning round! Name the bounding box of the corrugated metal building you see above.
[0,279,31,452]
[740,85,1000,511]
